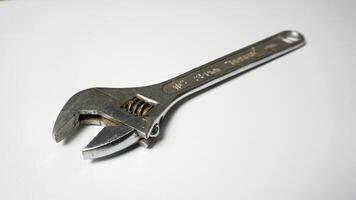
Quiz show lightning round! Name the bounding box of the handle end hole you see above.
[280,31,303,43]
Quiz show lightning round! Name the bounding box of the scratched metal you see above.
[52,30,305,159]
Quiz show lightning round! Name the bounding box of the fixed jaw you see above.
[52,88,112,143]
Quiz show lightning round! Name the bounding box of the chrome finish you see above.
[52,30,305,160]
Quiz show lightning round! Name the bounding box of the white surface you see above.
[0,0,355,199]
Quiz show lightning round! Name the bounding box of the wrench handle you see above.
[161,30,305,99]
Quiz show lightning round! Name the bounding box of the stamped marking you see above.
[163,67,222,93]
[171,79,188,90]
[162,32,299,95]
[163,47,259,94]
[193,68,222,82]
[163,48,258,94]
[224,47,256,66]
[264,43,278,50]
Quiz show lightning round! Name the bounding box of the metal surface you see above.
[53,30,305,160]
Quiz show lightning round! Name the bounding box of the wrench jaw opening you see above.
[52,88,105,143]
[52,86,166,159]
[53,108,145,160]
[79,115,162,160]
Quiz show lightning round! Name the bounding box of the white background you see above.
[0,0,355,199]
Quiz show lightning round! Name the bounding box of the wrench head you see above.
[53,87,166,159]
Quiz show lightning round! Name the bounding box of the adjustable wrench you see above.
[52,30,305,159]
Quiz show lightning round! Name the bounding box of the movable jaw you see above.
[52,87,167,160]
[81,125,141,160]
